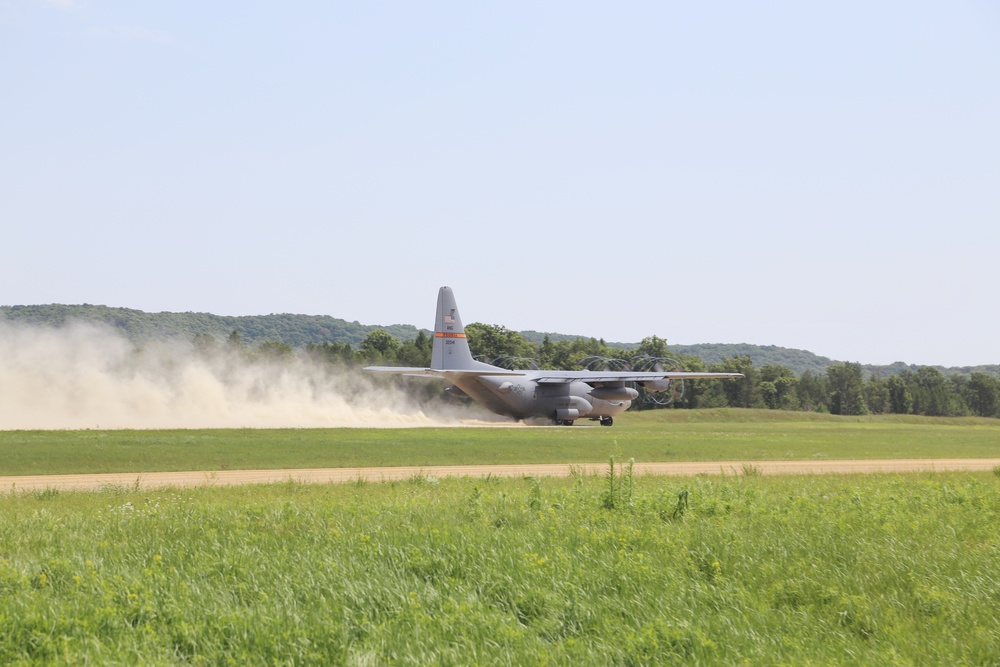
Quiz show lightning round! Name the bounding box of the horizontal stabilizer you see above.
[364,366,524,378]
[364,366,437,375]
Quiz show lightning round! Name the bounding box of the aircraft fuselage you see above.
[449,374,632,424]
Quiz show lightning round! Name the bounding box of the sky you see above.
[2,1,998,368]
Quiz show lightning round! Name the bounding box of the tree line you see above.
[8,304,997,380]
[293,324,1000,419]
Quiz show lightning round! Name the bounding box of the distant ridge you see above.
[669,343,834,376]
[2,304,996,378]
[0,304,422,349]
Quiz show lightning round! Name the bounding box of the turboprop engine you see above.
[588,386,640,401]
[555,396,593,421]
[639,379,672,393]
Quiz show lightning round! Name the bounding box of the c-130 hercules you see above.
[365,287,743,426]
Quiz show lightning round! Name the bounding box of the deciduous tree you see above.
[864,377,890,415]
[758,364,798,411]
[710,356,757,408]
[826,362,868,416]
[796,370,828,412]
[360,329,400,361]
[965,372,1000,417]
[886,375,912,414]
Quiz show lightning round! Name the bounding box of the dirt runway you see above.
[3,459,1000,493]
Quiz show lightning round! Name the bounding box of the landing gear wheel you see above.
[599,416,614,427]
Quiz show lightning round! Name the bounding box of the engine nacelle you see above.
[640,379,672,393]
[589,386,640,401]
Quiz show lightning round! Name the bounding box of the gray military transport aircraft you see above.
[365,287,743,426]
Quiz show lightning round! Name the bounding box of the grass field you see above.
[2,468,999,664]
[3,410,998,664]
[2,409,1000,476]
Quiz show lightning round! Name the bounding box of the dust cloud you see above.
[0,322,497,430]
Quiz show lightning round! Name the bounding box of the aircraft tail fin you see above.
[431,286,498,372]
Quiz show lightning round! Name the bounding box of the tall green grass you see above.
[2,470,998,664]
[2,409,999,476]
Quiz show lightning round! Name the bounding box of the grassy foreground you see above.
[2,469,999,665]
[2,409,999,476]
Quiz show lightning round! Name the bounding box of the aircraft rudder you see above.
[431,286,479,371]
[435,286,465,335]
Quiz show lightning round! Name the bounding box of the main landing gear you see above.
[552,416,614,427]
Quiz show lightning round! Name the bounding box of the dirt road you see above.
[3,459,999,493]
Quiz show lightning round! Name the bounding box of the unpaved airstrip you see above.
[4,459,1000,493]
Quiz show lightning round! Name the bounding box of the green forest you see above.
[3,304,999,419]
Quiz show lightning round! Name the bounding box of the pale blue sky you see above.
[2,1,998,367]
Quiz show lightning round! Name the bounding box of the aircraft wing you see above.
[531,371,744,384]
[366,367,740,383]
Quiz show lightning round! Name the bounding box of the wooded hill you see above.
[2,303,996,379]
[0,304,422,350]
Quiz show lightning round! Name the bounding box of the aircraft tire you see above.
[600,417,613,427]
